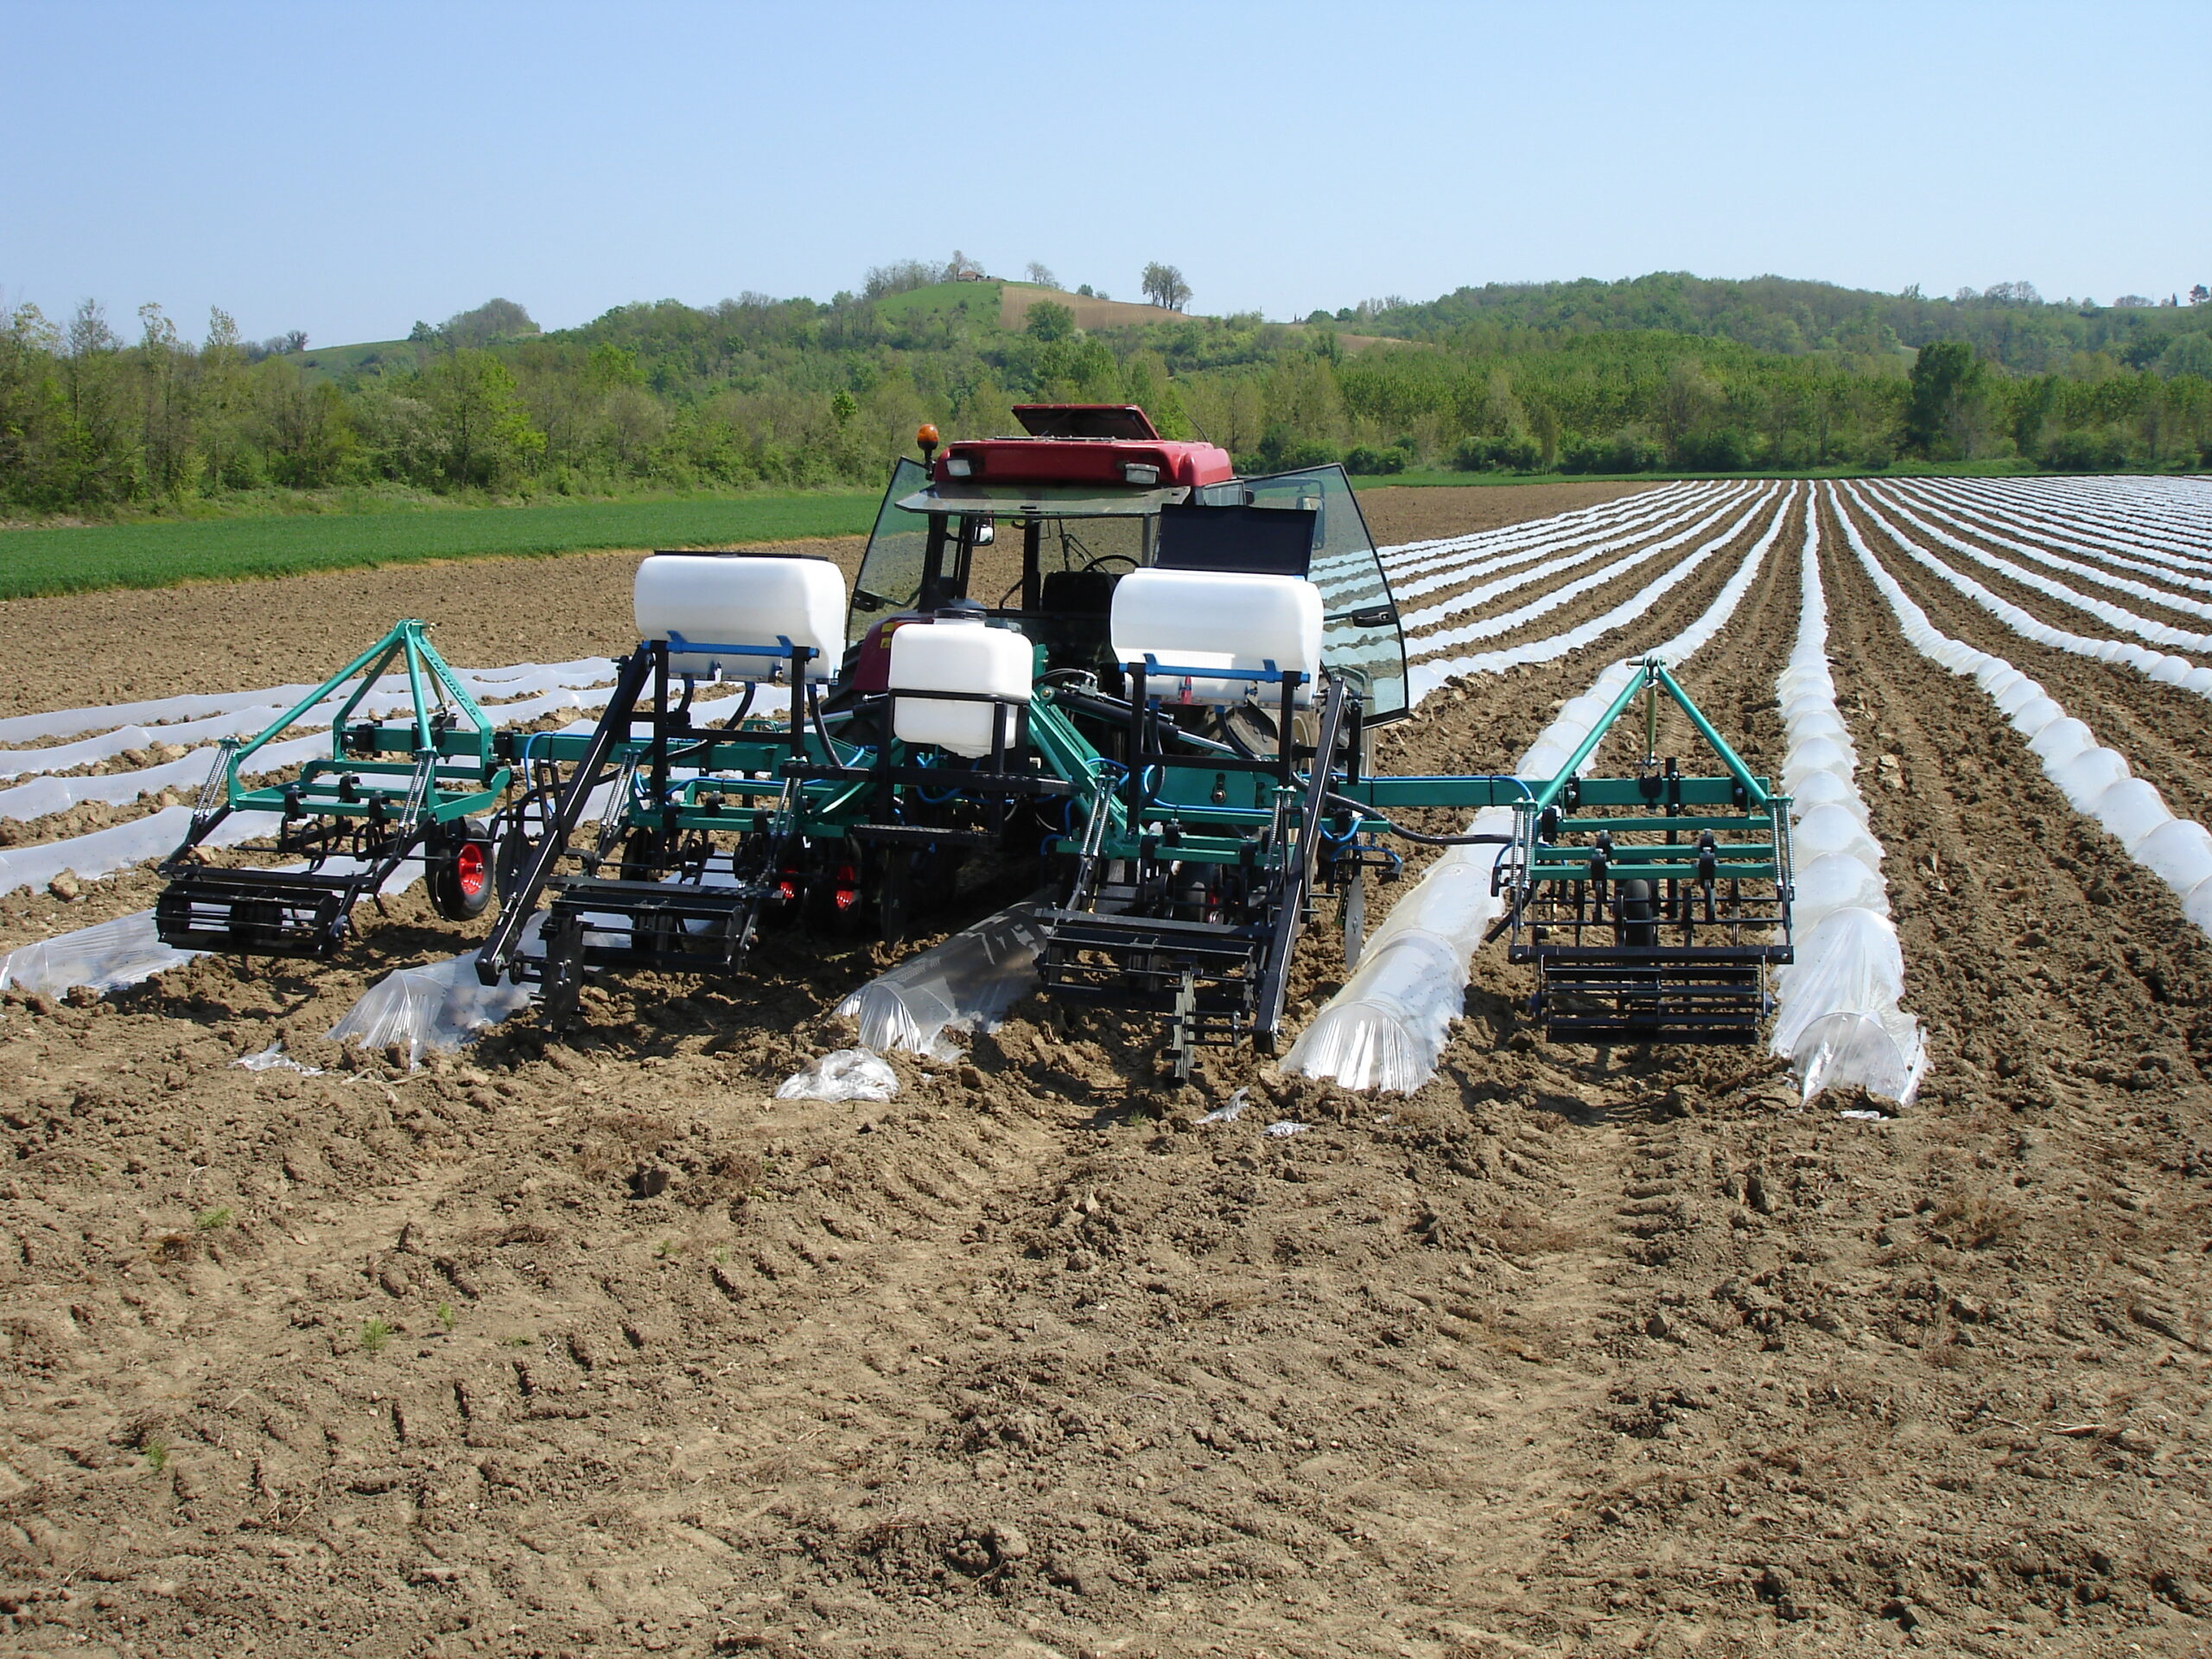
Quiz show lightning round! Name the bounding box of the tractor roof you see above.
[932,405,1232,496]
[1011,404,1160,439]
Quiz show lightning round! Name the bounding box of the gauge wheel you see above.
[429,818,496,921]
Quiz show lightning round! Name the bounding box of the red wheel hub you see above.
[454,840,488,898]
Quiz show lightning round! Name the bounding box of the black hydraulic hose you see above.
[806,681,841,764]
[1323,791,1513,847]
[1051,687,1244,760]
[717,680,759,729]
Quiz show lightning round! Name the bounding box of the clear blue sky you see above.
[5,0,2205,346]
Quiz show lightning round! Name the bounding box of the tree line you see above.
[3,267,2207,518]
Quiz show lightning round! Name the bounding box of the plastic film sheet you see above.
[1791,1011,1925,1107]
[776,1050,898,1103]
[0,908,200,1000]
[1409,489,1776,659]
[835,899,1049,1058]
[1868,483,2212,620]
[326,917,542,1066]
[1894,481,2212,594]
[1397,491,1749,628]
[1373,481,1709,582]
[1919,477,2212,576]
[1840,490,2212,945]
[1387,486,1721,601]
[1407,488,1790,702]
[0,656,616,751]
[0,676,773,902]
[1843,485,2212,702]
[1764,490,1924,1104]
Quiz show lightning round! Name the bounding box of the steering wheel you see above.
[1077,553,1138,575]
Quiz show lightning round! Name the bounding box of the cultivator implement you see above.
[1494,659,1794,1044]
[162,405,1792,1073]
[474,549,1076,1028]
[155,620,507,958]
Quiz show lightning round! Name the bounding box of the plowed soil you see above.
[0,485,1655,721]
[5,480,2212,1657]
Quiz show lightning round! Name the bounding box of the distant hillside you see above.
[4,264,2206,520]
[1356,272,2211,376]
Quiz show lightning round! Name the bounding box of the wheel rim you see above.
[455,841,488,899]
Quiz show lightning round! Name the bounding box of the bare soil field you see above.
[3,480,2210,1657]
[0,485,1649,721]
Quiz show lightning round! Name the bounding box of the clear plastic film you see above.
[776,1049,898,1103]
[1844,484,2212,703]
[835,899,1049,1059]
[0,908,199,1000]
[1408,486,1786,699]
[1863,485,2212,642]
[1770,490,1925,1106]
[1898,478,2212,589]
[1840,486,2212,952]
[1399,490,1750,637]
[1282,854,1503,1093]
[0,674,774,902]
[0,656,616,750]
[325,917,542,1067]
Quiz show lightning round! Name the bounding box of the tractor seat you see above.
[1039,569,1119,616]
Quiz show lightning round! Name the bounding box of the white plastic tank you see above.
[888,616,1034,759]
[632,554,847,681]
[1110,568,1324,706]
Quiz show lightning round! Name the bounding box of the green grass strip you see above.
[0,493,881,601]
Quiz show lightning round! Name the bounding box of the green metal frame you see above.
[219,620,510,824]
[340,651,1786,960]
[1529,659,1773,817]
[1505,658,1789,897]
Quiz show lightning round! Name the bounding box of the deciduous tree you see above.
[1905,340,1985,457]
[1141,263,1191,311]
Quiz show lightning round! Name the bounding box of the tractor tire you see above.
[429,819,496,922]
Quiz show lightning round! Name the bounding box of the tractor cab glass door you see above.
[1223,463,1410,722]
[849,458,933,645]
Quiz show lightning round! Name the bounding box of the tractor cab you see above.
[843,405,1410,723]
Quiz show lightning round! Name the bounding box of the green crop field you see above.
[0,493,882,601]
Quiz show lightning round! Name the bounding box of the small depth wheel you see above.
[429,818,496,921]
[1615,879,1658,948]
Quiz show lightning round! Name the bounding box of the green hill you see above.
[1355,271,2211,377]
[4,265,2206,525]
